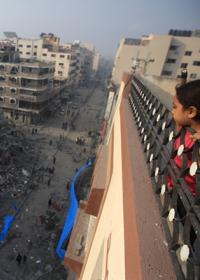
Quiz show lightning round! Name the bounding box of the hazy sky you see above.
[0,0,199,58]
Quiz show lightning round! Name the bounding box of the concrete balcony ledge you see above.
[19,92,52,103]
[20,85,48,92]
[85,142,113,216]
[73,74,177,280]
[64,205,96,276]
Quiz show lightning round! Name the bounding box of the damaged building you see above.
[0,61,63,124]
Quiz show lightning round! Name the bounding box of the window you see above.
[11,88,16,93]
[59,63,64,66]
[193,61,200,66]
[10,98,16,104]
[190,73,197,79]
[0,76,5,81]
[162,70,172,76]
[0,87,4,91]
[0,97,4,102]
[42,53,47,56]
[180,63,188,68]
[33,52,37,56]
[166,58,176,64]
[60,55,65,58]
[67,55,70,59]
[26,52,30,55]
[19,51,23,54]
[26,45,31,48]
[34,45,38,48]
[58,71,63,75]
[169,45,178,50]
[185,51,192,56]
[19,44,23,47]
[51,54,56,57]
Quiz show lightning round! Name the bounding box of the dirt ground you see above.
[0,82,107,280]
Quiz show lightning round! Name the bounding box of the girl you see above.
[170,79,200,196]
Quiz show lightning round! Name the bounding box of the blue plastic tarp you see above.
[56,160,92,260]
[0,214,15,244]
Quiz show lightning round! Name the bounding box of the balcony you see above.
[20,72,52,79]
[85,143,113,216]
[20,84,49,92]
[0,98,18,109]
[64,205,96,276]
[63,73,200,280]
[19,92,52,103]
[128,75,200,279]
[0,93,19,99]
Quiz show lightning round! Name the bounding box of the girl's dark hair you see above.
[176,79,200,121]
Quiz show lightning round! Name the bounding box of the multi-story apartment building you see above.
[16,35,72,85]
[0,41,18,63]
[92,52,101,74]
[79,46,94,85]
[112,30,200,85]
[15,34,98,87]
[0,33,100,123]
[81,42,101,78]
[0,61,57,123]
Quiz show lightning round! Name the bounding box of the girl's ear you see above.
[188,106,198,119]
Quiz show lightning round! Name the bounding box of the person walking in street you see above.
[47,177,51,186]
[23,255,27,263]
[51,166,55,174]
[16,253,22,266]
[53,155,56,164]
[66,181,70,191]
[48,198,52,207]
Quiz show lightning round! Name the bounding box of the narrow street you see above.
[0,82,107,280]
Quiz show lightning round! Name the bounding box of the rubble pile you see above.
[0,122,38,202]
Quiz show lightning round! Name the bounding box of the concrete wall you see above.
[16,38,43,60]
[143,75,177,96]
[112,34,200,85]
[145,35,172,76]
[76,74,176,279]
[112,38,140,85]
[40,48,71,80]
[80,83,126,280]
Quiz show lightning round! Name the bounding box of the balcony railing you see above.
[129,76,200,280]
[0,69,52,79]
[20,85,49,91]
[20,72,53,79]
[19,92,51,103]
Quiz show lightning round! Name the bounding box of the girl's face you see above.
[172,96,191,126]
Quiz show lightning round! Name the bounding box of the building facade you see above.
[0,61,57,123]
[0,33,100,123]
[16,36,74,84]
[15,35,99,87]
[62,71,200,280]
[62,74,178,279]
[112,30,200,85]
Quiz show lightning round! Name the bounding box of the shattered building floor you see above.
[0,83,107,280]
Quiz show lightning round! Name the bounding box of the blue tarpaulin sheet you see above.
[0,214,15,244]
[56,160,92,260]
